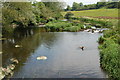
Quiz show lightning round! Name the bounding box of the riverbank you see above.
[98,27,120,79]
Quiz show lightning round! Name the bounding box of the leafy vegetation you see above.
[45,21,84,32]
[70,17,113,28]
[2,2,36,26]
[65,2,119,11]
[64,12,74,19]
[2,1,64,33]
[98,26,120,79]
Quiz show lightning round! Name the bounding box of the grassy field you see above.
[62,9,118,18]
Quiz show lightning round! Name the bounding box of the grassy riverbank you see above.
[98,27,120,79]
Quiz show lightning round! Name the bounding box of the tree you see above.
[78,2,84,10]
[96,2,106,8]
[105,2,118,8]
[64,12,74,19]
[41,0,65,19]
[32,2,54,22]
[79,2,83,7]
[72,2,79,11]
[2,2,36,27]
[65,5,71,11]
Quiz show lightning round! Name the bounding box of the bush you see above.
[64,12,74,19]
[45,21,73,31]
[45,20,84,32]
[99,40,120,79]
[99,26,120,79]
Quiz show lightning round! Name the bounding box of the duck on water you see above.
[79,46,85,51]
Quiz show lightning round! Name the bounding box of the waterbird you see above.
[0,52,2,54]
[79,46,85,51]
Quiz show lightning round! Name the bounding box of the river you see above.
[2,27,107,78]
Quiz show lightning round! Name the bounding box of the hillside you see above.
[62,9,119,19]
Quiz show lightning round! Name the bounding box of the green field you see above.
[62,9,118,18]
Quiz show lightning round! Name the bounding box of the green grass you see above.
[99,40,120,79]
[45,21,84,32]
[70,17,113,28]
[98,27,120,79]
[62,9,118,18]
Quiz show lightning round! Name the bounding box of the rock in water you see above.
[0,38,6,41]
[15,45,22,48]
[37,56,47,60]
[7,64,15,70]
[10,58,19,64]
[0,68,5,80]
[0,52,2,54]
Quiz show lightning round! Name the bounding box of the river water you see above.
[2,27,107,78]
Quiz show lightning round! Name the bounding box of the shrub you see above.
[99,26,120,79]
[64,12,74,19]
[45,20,84,32]
[99,40,120,79]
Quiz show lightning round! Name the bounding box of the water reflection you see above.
[2,27,106,78]
[2,27,57,67]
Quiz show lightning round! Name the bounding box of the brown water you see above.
[2,27,107,78]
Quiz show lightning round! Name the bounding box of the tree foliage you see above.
[65,2,119,11]
[64,12,74,19]
[2,2,36,27]
[2,1,64,32]
[65,5,71,11]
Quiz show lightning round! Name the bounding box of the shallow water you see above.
[2,28,106,78]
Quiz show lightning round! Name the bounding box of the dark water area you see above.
[2,27,107,78]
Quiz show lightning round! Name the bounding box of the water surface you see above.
[2,28,106,78]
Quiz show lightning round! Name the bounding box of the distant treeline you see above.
[65,2,119,11]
